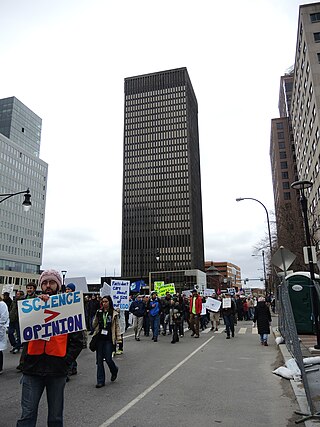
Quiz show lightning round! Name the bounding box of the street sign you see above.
[272,246,296,272]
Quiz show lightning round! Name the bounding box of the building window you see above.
[276,122,284,130]
[311,13,320,23]
[283,182,290,189]
[282,172,289,179]
[284,192,291,200]
[314,32,320,42]
[278,142,285,149]
[279,151,287,159]
[280,161,288,169]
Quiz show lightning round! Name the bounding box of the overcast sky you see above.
[1,0,313,285]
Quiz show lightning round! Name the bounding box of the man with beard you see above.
[17,270,83,427]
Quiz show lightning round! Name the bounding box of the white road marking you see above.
[252,327,258,334]
[123,333,135,339]
[238,328,246,334]
[99,336,215,427]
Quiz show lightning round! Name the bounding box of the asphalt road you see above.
[1,320,302,427]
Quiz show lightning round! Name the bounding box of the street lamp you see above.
[236,197,272,293]
[236,197,272,254]
[291,179,320,349]
[0,188,31,212]
[61,270,67,293]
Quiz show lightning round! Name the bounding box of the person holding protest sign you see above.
[0,295,9,374]
[92,295,121,388]
[17,269,83,427]
[189,289,202,338]
[209,295,221,332]
[221,293,236,339]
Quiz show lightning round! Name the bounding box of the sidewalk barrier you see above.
[278,279,320,424]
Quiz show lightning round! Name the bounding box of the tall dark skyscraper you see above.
[121,68,204,280]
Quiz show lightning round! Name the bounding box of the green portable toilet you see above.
[285,272,320,334]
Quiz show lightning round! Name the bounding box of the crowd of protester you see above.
[0,275,274,426]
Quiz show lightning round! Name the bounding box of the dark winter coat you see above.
[253,301,272,334]
[129,299,146,317]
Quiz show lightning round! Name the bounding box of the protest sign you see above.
[222,298,231,309]
[18,291,85,343]
[154,281,164,292]
[203,288,216,297]
[2,284,14,298]
[201,303,207,315]
[111,280,130,310]
[182,289,193,297]
[205,297,221,312]
[157,283,176,297]
[100,282,111,297]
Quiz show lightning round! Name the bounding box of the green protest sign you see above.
[157,283,176,297]
[154,281,164,292]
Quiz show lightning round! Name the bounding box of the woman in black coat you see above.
[253,297,272,346]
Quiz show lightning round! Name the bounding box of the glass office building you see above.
[121,68,204,280]
[0,97,48,286]
[0,97,41,157]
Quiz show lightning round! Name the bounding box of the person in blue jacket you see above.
[148,292,161,342]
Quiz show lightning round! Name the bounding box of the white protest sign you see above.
[100,282,111,297]
[18,291,85,343]
[203,288,216,297]
[2,284,14,294]
[205,297,221,312]
[222,298,231,309]
[2,284,14,299]
[111,280,130,310]
[201,303,207,315]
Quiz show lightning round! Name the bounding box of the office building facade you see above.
[270,75,306,270]
[0,97,48,288]
[205,261,241,289]
[290,3,320,258]
[121,68,204,280]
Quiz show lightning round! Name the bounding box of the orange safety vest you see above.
[27,334,68,357]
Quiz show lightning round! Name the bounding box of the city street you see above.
[1,320,301,427]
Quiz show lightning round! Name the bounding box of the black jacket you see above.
[129,299,146,317]
[23,332,83,377]
[254,302,272,334]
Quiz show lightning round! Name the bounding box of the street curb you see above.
[272,327,318,426]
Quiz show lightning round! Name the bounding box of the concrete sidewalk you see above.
[274,326,320,426]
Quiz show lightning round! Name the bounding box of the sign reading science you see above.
[18,291,85,343]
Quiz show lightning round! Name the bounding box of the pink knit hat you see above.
[39,269,62,289]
